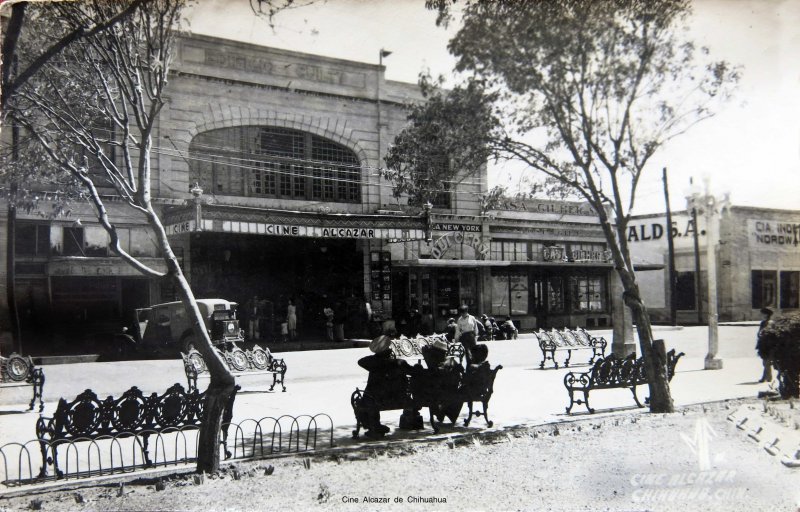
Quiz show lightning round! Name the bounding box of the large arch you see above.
[189,124,364,204]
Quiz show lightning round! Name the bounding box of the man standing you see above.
[756,307,774,382]
[454,304,479,365]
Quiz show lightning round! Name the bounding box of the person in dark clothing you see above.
[756,307,774,382]
[357,335,417,438]
[444,318,457,342]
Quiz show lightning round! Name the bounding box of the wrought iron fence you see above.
[0,413,333,487]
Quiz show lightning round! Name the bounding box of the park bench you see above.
[563,349,684,414]
[535,328,608,369]
[0,352,45,412]
[35,382,238,478]
[350,336,501,438]
[181,345,287,393]
[389,334,465,364]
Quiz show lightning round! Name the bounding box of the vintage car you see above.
[133,298,243,356]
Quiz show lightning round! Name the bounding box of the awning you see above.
[393,259,614,269]
[162,203,429,240]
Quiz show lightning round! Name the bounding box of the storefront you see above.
[629,206,800,323]
[390,200,621,333]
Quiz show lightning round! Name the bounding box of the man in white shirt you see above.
[454,304,479,365]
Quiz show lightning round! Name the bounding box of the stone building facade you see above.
[1,33,623,351]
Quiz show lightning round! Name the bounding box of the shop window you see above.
[548,277,564,313]
[491,241,531,261]
[15,223,50,257]
[780,271,799,309]
[751,270,777,309]
[570,275,605,312]
[491,273,529,316]
[675,271,697,310]
[84,226,110,257]
[62,227,85,256]
[190,126,361,203]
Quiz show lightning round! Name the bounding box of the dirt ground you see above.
[1,401,798,512]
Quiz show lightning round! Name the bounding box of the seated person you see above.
[418,339,463,423]
[462,343,492,397]
[499,316,518,340]
[444,318,457,342]
[476,315,488,341]
[488,317,501,339]
[357,335,418,439]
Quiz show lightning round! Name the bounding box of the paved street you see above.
[0,325,770,450]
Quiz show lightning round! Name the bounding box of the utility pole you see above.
[689,178,703,326]
[663,168,677,326]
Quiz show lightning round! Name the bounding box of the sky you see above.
[185,0,800,215]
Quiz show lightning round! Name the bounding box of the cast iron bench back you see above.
[36,383,236,477]
[0,353,45,412]
[182,345,287,392]
[535,327,608,369]
[564,349,684,414]
[389,334,465,364]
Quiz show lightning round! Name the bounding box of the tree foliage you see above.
[7,0,236,472]
[383,74,498,206]
[403,0,741,413]
[759,312,800,398]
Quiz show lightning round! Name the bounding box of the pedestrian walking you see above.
[287,298,297,341]
[323,304,334,342]
[756,307,774,382]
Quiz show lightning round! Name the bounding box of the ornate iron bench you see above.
[181,345,287,393]
[35,383,238,478]
[535,328,607,369]
[350,361,502,437]
[389,334,465,364]
[0,352,45,412]
[563,349,684,414]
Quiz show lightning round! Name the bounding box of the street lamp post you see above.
[685,177,730,370]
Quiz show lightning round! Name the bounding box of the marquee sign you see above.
[165,219,425,240]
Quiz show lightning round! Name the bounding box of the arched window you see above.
[189,126,361,203]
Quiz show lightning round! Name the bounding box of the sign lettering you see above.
[431,232,490,259]
[748,219,800,249]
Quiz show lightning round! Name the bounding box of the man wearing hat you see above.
[357,335,418,438]
[756,307,774,382]
[454,304,480,365]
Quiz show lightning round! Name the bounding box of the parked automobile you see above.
[132,298,243,356]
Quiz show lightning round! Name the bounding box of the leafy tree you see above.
[6,0,235,473]
[758,312,800,399]
[402,0,739,412]
[383,74,498,207]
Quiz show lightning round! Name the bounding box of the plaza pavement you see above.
[0,324,772,450]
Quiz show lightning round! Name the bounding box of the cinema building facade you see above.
[0,34,625,350]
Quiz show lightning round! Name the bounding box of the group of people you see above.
[444,309,518,344]
[245,296,298,342]
[356,306,494,439]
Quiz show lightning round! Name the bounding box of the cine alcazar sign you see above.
[166,219,425,240]
[748,219,800,249]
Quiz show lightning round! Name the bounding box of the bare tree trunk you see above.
[618,270,674,413]
[154,221,235,473]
